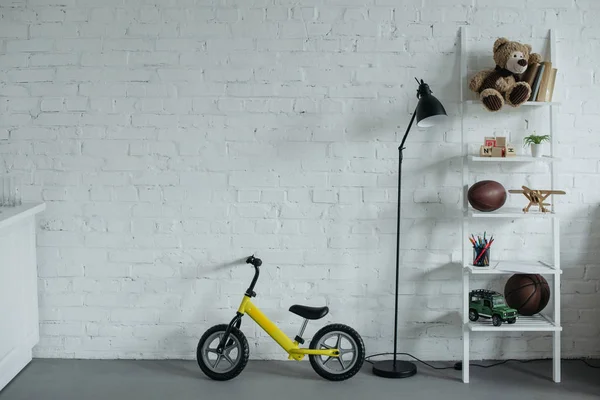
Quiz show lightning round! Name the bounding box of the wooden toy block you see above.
[484,137,496,147]
[506,145,516,157]
[480,145,493,157]
[495,136,507,147]
[491,147,503,157]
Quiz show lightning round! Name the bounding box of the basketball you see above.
[504,274,550,316]
[468,180,507,212]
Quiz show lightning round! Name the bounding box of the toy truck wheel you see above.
[492,315,502,327]
[507,318,516,324]
[468,309,479,322]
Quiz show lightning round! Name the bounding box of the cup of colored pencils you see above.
[470,232,494,267]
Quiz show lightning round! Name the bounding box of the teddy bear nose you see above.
[517,59,527,67]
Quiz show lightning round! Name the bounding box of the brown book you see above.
[546,68,557,101]
[521,63,540,87]
[535,61,553,101]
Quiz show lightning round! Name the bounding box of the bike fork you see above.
[217,313,242,354]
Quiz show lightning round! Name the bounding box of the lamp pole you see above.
[392,108,416,367]
[372,79,447,379]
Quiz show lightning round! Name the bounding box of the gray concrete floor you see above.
[0,359,599,400]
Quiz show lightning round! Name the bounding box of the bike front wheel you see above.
[309,324,365,381]
[197,324,249,381]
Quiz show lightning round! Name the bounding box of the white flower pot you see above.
[531,144,544,158]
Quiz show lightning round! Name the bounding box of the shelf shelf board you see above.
[468,155,558,163]
[464,100,561,107]
[467,208,556,219]
[465,260,561,275]
[468,313,561,332]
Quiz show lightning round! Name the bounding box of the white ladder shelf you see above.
[459,27,561,384]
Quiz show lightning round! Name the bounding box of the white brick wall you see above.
[1,0,599,361]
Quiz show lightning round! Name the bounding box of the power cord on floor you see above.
[465,358,545,369]
[365,353,600,370]
[580,359,600,369]
[365,352,455,370]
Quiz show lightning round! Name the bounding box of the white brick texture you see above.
[1,0,599,361]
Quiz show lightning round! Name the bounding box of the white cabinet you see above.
[0,203,45,391]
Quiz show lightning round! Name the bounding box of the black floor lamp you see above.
[372,79,447,379]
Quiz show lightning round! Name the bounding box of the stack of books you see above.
[521,61,558,102]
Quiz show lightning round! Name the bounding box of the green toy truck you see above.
[469,289,518,326]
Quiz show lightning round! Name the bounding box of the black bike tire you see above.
[309,323,365,381]
[197,324,249,381]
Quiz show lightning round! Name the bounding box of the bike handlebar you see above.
[245,255,261,297]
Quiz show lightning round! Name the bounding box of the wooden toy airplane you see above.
[508,186,566,213]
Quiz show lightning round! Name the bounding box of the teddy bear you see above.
[469,38,542,112]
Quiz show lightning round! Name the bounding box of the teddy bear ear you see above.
[525,44,532,53]
[529,53,542,64]
[493,37,509,52]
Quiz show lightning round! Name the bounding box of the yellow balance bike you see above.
[197,255,365,381]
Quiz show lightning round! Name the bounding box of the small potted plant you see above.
[523,133,550,158]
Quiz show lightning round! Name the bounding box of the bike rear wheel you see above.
[197,324,249,381]
[309,324,365,381]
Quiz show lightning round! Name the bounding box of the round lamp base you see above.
[372,360,417,379]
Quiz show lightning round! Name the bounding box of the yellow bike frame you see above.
[237,296,339,361]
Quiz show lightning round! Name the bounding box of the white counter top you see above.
[0,203,46,230]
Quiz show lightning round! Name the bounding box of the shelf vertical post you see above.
[460,26,469,253]
[460,26,470,384]
[460,26,469,218]
[549,29,558,212]
[550,104,556,213]
[460,26,469,214]
[550,29,561,383]
[462,268,470,383]
[553,217,561,382]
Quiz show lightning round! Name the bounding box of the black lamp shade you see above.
[415,83,447,128]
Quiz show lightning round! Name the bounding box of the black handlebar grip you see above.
[245,255,262,267]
